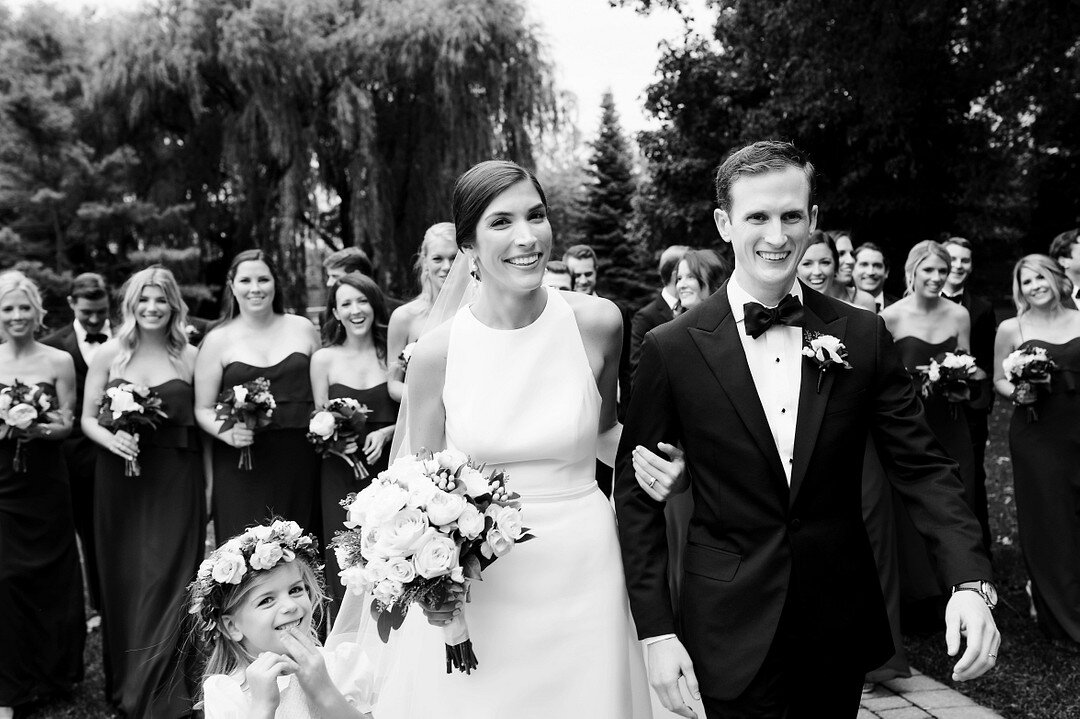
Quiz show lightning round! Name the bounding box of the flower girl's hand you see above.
[245,651,296,717]
[279,628,334,695]
[108,430,139,461]
[633,442,688,502]
[223,425,255,448]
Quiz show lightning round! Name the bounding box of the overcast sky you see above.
[8,0,713,135]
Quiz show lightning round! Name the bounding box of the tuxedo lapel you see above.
[789,287,848,507]
[687,287,788,490]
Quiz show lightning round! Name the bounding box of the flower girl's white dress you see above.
[374,287,652,718]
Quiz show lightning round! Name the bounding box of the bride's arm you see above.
[403,323,450,454]
[571,294,623,464]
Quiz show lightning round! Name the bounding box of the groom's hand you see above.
[944,592,1000,681]
[647,637,700,718]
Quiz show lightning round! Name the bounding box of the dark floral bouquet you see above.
[331,448,533,674]
[1002,346,1056,422]
[214,377,275,470]
[0,380,60,473]
[307,398,372,479]
[917,350,978,417]
[96,383,169,476]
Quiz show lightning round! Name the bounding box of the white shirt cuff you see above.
[642,633,677,646]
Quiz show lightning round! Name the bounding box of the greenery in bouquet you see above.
[917,350,978,416]
[307,398,372,479]
[0,380,60,473]
[214,377,276,470]
[96,383,169,476]
[1002,346,1057,422]
[330,448,533,674]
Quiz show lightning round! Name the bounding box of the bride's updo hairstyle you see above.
[903,240,950,296]
[452,160,548,251]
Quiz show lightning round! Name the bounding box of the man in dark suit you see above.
[615,141,999,718]
[853,241,899,312]
[942,236,997,553]
[42,272,112,616]
[630,245,689,375]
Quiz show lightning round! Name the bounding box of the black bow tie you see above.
[85,332,108,344]
[942,292,963,305]
[743,295,805,339]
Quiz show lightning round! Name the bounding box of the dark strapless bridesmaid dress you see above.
[213,352,319,543]
[320,382,398,619]
[94,378,205,716]
[0,383,85,707]
[1009,337,1080,643]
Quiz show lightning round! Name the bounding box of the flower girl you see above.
[185,519,374,718]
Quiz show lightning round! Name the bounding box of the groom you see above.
[615,141,999,718]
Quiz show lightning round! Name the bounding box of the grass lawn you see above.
[903,402,1080,719]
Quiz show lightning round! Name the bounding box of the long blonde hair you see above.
[413,222,456,306]
[110,267,189,375]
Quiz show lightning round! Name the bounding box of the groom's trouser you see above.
[701,591,865,719]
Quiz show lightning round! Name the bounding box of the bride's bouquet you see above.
[917,350,978,417]
[331,449,533,674]
[214,377,275,470]
[1003,346,1056,422]
[0,380,59,473]
[95,383,169,476]
[307,398,372,479]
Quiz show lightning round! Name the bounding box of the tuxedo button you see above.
[789,518,802,531]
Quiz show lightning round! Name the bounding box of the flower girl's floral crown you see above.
[186,519,323,641]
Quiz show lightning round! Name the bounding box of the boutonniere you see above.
[802,329,852,393]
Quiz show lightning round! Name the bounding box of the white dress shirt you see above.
[661,286,678,312]
[74,319,111,366]
[727,276,803,485]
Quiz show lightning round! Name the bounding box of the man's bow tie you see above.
[942,292,963,305]
[85,332,108,344]
[743,295,805,339]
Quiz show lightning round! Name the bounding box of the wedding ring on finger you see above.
[648,477,656,488]
[988,653,997,658]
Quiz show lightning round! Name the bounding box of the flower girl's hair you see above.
[185,519,326,681]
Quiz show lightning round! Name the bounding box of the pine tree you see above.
[580,91,651,307]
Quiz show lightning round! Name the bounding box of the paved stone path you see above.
[859,669,1003,718]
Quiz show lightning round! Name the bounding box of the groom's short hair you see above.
[714,140,815,214]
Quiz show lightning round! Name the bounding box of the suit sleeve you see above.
[869,315,991,587]
[629,307,650,377]
[614,330,681,639]
[971,297,997,375]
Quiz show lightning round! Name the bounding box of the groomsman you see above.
[43,272,112,618]
[630,245,689,376]
[942,236,997,553]
[617,140,998,718]
[1049,229,1080,302]
[853,242,898,312]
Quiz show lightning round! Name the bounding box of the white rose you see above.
[250,525,274,542]
[233,385,249,404]
[425,491,467,527]
[333,544,352,569]
[414,534,460,579]
[379,509,433,555]
[105,387,140,417]
[486,504,524,541]
[434,449,469,472]
[339,565,373,595]
[362,557,390,584]
[6,403,38,430]
[37,394,51,411]
[456,503,485,540]
[360,526,392,562]
[458,466,492,497]
[0,393,12,412]
[355,482,409,528]
[372,578,404,606]
[482,527,514,559]
[308,410,337,439]
[273,519,303,542]
[405,474,440,509]
[385,556,417,584]
[380,454,427,485]
[211,551,248,584]
[929,364,941,382]
[249,541,285,570]
[197,557,215,580]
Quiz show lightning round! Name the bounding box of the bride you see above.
[360,160,658,718]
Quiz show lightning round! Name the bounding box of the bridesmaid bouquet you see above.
[398,342,416,378]
[214,377,276,470]
[917,350,978,416]
[95,383,169,476]
[307,398,372,479]
[331,448,533,674]
[0,380,59,473]
[1003,346,1056,422]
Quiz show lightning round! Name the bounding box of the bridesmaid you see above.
[81,267,204,717]
[673,248,727,314]
[994,254,1080,643]
[387,222,458,401]
[798,231,877,310]
[0,275,84,717]
[194,250,321,542]
[881,241,979,616]
[310,273,398,619]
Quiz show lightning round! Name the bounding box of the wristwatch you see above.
[951,580,998,610]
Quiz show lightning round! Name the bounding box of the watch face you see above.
[982,581,999,606]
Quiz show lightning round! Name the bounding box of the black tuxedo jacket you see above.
[630,292,673,376]
[954,291,996,374]
[615,282,990,700]
[42,325,90,437]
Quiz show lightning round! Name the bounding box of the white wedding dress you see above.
[373,287,653,718]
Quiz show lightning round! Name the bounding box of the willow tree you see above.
[90,0,554,308]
